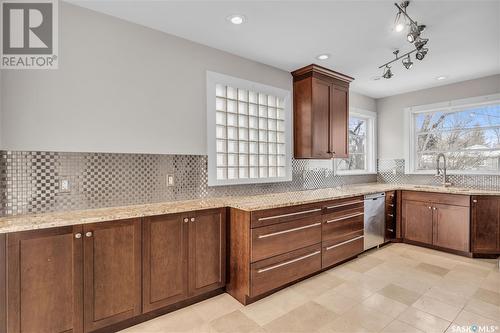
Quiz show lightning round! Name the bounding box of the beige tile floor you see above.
[120,243,500,333]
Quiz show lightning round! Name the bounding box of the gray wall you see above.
[0,2,375,155]
[377,74,500,159]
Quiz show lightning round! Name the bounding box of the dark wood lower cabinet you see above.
[402,191,471,254]
[83,219,142,333]
[402,200,433,244]
[188,209,226,296]
[143,214,188,312]
[433,204,469,252]
[472,196,500,254]
[5,226,83,333]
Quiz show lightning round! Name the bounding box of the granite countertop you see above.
[0,183,499,234]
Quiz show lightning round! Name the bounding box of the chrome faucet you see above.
[436,153,452,187]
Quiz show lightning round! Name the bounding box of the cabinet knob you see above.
[432,207,437,210]
[472,199,477,203]
[183,218,189,223]
[428,206,432,209]
[85,231,93,238]
[75,233,82,239]
[190,217,195,222]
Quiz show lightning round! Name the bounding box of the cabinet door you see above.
[403,200,433,244]
[6,226,83,333]
[472,196,500,253]
[143,214,188,312]
[83,219,141,332]
[311,78,333,158]
[330,84,349,158]
[188,209,226,296]
[433,204,470,252]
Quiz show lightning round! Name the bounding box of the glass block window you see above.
[207,72,292,186]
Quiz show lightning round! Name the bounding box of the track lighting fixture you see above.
[378,1,430,79]
[415,48,428,60]
[383,66,394,79]
[402,55,413,69]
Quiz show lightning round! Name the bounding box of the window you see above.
[405,94,500,174]
[207,71,292,186]
[335,109,377,175]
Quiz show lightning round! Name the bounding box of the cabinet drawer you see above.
[322,236,364,268]
[323,196,364,215]
[402,191,470,207]
[322,211,364,244]
[250,244,321,297]
[251,203,323,228]
[251,217,322,262]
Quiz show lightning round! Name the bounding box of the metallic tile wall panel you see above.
[0,151,375,216]
[377,159,500,190]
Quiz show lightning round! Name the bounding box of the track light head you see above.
[400,1,410,9]
[414,38,428,50]
[415,48,428,60]
[382,66,394,79]
[407,23,425,43]
[402,55,413,69]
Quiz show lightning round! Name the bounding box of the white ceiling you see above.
[69,0,500,98]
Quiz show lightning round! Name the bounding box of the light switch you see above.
[60,179,70,192]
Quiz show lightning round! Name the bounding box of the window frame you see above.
[335,108,377,176]
[206,71,292,186]
[404,93,500,175]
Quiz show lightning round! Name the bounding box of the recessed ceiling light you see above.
[227,14,245,25]
[316,54,330,60]
[436,75,447,81]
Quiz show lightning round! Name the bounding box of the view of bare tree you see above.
[416,106,500,171]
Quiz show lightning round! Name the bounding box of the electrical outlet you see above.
[60,179,70,193]
[166,174,175,187]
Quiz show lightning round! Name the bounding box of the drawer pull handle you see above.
[326,212,364,223]
[257,208,322,221]
[388,214,394,217]
[325,236,364,251]
[388,204,394,207]
[257,250,321,273]
[326,200,364,209]
[258,222,321,239]
[387,228,394,232]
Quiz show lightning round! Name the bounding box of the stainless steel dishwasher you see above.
[364,192,385,250]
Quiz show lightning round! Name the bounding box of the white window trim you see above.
[206,71,292,186]
[335,107,377,175]
[404,93,500,175]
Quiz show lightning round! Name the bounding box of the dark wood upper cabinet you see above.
[188,209,226,297]
[292,64,354,159]
[5,226,83,333]
[83,219,142,333]
[142,213,188,312]
[472,196,500,254]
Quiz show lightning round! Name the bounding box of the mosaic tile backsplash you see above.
[0,151,375,216]
[1,152,498,217]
